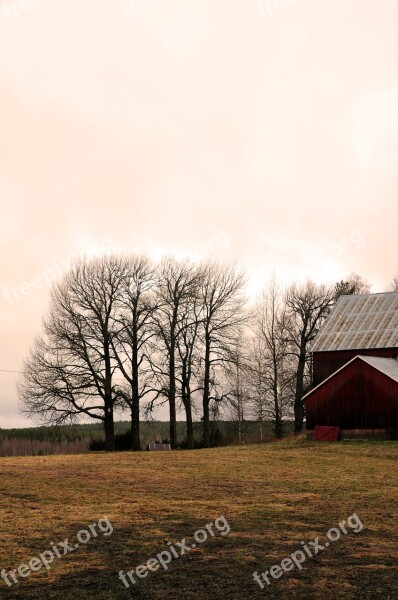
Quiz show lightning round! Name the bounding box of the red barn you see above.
[304,292,398,440]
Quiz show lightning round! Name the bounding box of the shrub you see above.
[210,427,227,447]
[89,431,132,452]
[89,437,106,451]
[115,431,132,451]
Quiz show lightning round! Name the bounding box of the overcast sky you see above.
[1,0,397,427]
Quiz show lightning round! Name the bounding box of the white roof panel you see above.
[358,356,398,383]
[312,292,398,352]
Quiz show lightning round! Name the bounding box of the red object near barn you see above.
[314,426,340,441]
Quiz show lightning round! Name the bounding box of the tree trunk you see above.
[104,406,115,451]
[238,402,243,444]
[294,350,306,434]
[274,384,283,438]
[131,335,141,451]
[202,337,211,447]
[185,400,194,449]
[181,363,194,449]
[274,412,283,438]
[131,398,140,451]
[169,346,177,449]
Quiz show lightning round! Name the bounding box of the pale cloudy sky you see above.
[0,0,397,427]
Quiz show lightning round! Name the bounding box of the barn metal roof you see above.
[303,355,398,400]
[312,292,398,352]
[359,356,398,383]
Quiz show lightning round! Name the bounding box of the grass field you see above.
[0,440,397,599]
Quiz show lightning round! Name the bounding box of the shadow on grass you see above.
[1,515,396,600]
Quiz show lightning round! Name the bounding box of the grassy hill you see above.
[0,440,396,599]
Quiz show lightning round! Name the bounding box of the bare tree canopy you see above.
[199,262,247,447]
[335,272,371,297]
[221,338,250,445]
[149,257,202,449]
[110,255,157,450]
[252,279,292,438]
[19,256,127,450]
[285,281,336,433]
[387,275,398,292]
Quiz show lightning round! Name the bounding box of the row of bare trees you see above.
[19,256,247,450]
[217,279,338,440]
[18,255,369,450]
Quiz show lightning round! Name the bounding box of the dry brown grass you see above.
[0,440,397,599]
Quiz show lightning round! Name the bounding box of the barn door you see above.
[314,426,340,441]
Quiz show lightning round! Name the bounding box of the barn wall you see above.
[313,348,398,385]
[306,429,388,441]
[306,360,398,430]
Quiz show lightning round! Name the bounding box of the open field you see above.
[0,440,397,599]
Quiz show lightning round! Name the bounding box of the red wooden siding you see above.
[306,358,398,430]
[313,348,398,386]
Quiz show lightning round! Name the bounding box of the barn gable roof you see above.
[358,355,398,383]
[303,355,398,401]
[312,292,398,352]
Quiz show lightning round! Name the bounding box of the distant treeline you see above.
[0,420,294,456]
[0,421,190,443]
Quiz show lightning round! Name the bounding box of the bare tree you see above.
[285,281,336,434]
[110,255,157,450]
[245,338,268,442]
[199,262,247,447]
[19,257,126,450]
[175,293,202,449]
[222,339,250,444]
[253,279,291,438]
[335,272,371,296]
[150,258,201,449]
[387,275,398,292]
